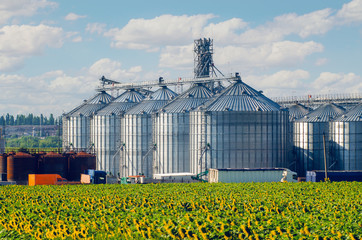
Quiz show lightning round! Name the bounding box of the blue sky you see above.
[0,0,361,116]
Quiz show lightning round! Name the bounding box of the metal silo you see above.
[90,89,144,176]
[62,91,113,151]
[294,103,346,176]
[120,86,178,177]
[288,103,310,171]
[288,103,310,121]
[330,104,362,170]
[153,83,213,175]
[190,79,289,175]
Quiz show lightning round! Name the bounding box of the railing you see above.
[273,93,362,106]
[96,74,241,91]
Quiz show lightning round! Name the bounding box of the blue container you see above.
[306,170,362,182]
[84,169,106,184]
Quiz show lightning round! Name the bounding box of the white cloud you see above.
[72,36,82,42]
[104,14,215,50]
[238,9,334,46]
[315,58,328,66]
[215,41,324,71]
[336,0,362,23]
[0,24,64,71]
[65,13,87,21]
[86,23,107,34]
[202,18,247,44]
[89,58,142,81]
[0,0,57,24]
[243,70,362,98]
[312,72,362,93]
[159,45,193,69]
[0,58,145,115]
[244,70,310,97]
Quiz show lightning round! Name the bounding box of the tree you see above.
[49,114,55,125]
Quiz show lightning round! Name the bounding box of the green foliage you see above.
[5,136,61,148]
[0,182,361,239]
[0,113,60,126]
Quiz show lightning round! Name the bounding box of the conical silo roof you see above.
[161,83,213,113]
[96,89,145,115]
[333,103,362,122]
[67,91,113,117]
[297,103,346,122]
[203,80,281,112]
[288,103,310,121]
[125,86,178,115]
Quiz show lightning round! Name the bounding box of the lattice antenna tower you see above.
[194,38,224,78]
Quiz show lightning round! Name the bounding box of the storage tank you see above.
[121,86,178,177]
[90,89,144,176]
[0,153,7,174]
[7,152,37,182]
[330,104,362,170]
[38,152,68,177]
[153,83,213,175]
[62,91,113,151]
[288,103,310,121]
[190,79,289,175]
[288,103,310,171]
[68,151,96,181]
[293,103,346,176]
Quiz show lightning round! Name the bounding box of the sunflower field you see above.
[0,182,361,239]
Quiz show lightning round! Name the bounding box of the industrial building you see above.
[62,38,362,179]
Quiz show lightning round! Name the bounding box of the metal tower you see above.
[194,38,223,78]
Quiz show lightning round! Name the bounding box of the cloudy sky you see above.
[1,0,362,116]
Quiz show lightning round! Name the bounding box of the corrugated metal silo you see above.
[288,103,310,171]
[330,104,362,170]
[90,89,144,176]
[190,79,289,175]
[62,91,113,150]
[294,103,346,176]
[153,83,213,175]
[288,103,310,121]
[121,86,178,177]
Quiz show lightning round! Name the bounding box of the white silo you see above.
[153,83,213,175]
[90,89,144,176]
[120,86,178,177]
[63,91,113,150]
[330,104,362,170]
[288,103,310,171]
[190,79,289,175]
[294,103,346,176]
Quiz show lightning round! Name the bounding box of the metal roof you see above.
[147,86,178,101]
[161,84,213,113]
[288,103,310,121]
[297,103,346,122]
[202,80,281,112]
[125,87,178,115]
[333,103,362,122]
[67,91,113,117]
[96,89,145,115]
[112,89,144,103]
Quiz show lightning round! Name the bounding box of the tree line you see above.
[0,114,60,126]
